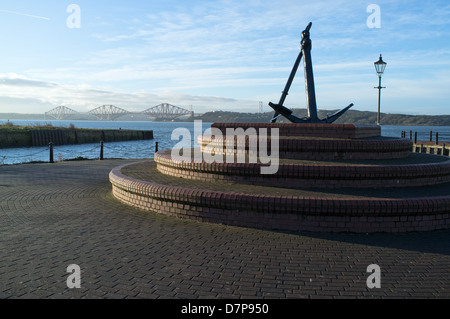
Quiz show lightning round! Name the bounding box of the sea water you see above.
[0,119,449,165]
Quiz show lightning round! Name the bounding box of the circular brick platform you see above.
[154,150,450,189]
[202,123,412,160]
[199,136,412,160]
[211,123,382,139]
[110,123,450,233]
[110,161,450,233]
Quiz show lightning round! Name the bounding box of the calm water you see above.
[1,119,450,165]
[0,120,213,165]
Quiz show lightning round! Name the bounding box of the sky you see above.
[0,0,449,116]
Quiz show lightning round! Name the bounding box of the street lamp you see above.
[374,54,387,125]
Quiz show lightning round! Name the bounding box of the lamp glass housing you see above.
[374,55,387,76]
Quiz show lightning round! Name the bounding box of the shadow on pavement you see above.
[282,229,450,256]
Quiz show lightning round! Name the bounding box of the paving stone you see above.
[0,159,449,299]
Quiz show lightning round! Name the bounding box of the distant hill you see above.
[0,113,47,121]
[2,109,450,126]
[195,109,450,126]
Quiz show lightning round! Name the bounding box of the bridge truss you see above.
[142,103,192,121]
[88,105,130,121]
[44,103,193,121]
[45,106,79,120]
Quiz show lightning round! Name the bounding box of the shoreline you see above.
[0,124,153,148]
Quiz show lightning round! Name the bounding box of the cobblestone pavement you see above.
[0,160,448,299]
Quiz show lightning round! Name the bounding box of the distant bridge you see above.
[45,104,193,121]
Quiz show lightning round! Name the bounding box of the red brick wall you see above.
[199,136,412,160]
[211,123,381,139]
[110,162,450,233]
[109,122,450,233]
[154,152,450,189]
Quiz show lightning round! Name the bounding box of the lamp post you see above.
[374,54,387,125]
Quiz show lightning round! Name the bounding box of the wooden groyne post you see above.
[100,141,104,160]
[49,142,54,163]
[408,130,449,156]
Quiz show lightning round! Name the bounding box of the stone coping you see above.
[109,161,450,233]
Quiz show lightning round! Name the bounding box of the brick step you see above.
[211,123,381,139]
[154,150,450,189]
[110,122,450,233]
[199,135,412,160]
[109,161,450,233]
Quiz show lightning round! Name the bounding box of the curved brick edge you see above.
[109,161,450,233]
[211,123,381,139]
[199,136,412,160]
[154,152,450,189]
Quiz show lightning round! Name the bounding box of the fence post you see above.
[435,132,439,145]
[409,131,412,140]
[155,142,159,153]
[414,132,417,144]
[100,141,104,160]
[430,131,433,142]
[49,142,54,163]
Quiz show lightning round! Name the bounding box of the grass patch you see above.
[0,122,56,131]
[0,122,80,132]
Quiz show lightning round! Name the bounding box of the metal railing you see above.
[1,141,159,166]
[401,130,449,156]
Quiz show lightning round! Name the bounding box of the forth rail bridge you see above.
[44,103,194,121]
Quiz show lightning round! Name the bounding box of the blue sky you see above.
[0,0,449,116]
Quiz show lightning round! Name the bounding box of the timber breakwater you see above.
[0,126,153,148]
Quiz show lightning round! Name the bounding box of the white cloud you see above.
[0,73,259,114]
[1,0,449,115]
